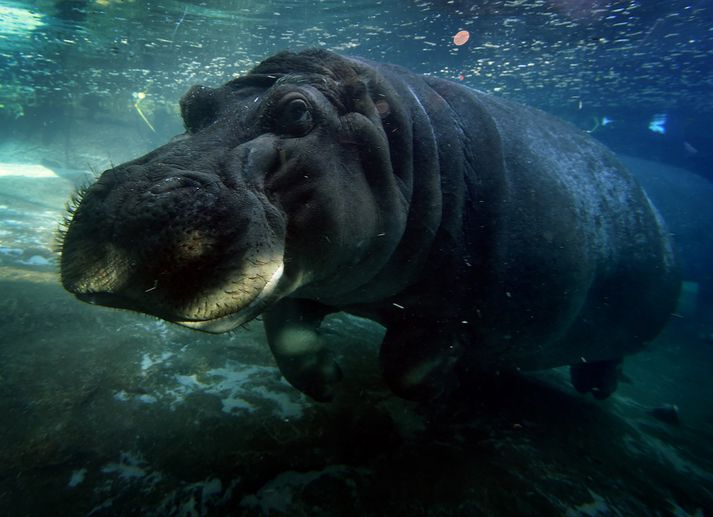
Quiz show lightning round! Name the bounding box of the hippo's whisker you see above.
[65,185,90,216]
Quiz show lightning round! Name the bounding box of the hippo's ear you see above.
[340,75,408,147]
[341,79,384,127]
[180,85,219,133]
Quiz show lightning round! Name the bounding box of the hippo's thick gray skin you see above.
[60,50,679,402]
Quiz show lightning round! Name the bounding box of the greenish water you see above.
[1,1,712,514]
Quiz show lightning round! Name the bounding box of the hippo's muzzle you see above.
[60,160,287,332]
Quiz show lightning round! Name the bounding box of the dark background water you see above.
[1,1,712,515]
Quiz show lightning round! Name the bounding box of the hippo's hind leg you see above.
[570,358,622,400]
[263,299,342,402]
[380,321,463,401]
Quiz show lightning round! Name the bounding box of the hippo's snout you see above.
[60,162,288,330]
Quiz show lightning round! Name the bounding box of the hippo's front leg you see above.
[263,298,343,402]
[380,321,463,401]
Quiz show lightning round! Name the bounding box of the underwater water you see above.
[1,0,712,515]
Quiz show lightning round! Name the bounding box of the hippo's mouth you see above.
[175,262,285,333]
[73,260,286,334]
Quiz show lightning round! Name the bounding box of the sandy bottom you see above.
[0,174,711,516]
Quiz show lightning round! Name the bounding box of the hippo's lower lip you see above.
[175,262,285,333]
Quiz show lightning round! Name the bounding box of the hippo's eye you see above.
[276,97,313,136]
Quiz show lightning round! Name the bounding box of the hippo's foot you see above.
[380,323,462,401]
[264,299,342,402]
[570,358,622,400]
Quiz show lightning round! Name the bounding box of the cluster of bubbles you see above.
[0,0,711,126]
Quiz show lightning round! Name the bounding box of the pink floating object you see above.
[453,30,470,46]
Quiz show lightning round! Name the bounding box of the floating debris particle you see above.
[453,30,470,46]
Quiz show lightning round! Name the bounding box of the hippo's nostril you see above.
[149,176,202,195]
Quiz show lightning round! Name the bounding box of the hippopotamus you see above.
[60,49,679,402]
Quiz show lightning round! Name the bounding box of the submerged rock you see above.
[649,404,680,425]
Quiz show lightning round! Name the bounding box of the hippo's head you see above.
[60,50,409,332]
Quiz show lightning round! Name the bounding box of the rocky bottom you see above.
[0,276,711,516]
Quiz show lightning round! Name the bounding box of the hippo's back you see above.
[379,66,679,371]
